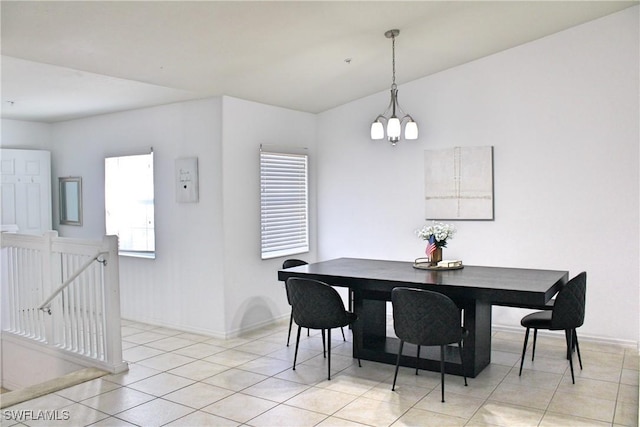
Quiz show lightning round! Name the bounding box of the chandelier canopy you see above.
[370,29,418,145]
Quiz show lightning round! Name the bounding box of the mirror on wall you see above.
[59,177,82,226]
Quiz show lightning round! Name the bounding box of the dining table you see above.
[278,257,568,377]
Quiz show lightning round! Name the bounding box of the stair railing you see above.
[1,231,127,374]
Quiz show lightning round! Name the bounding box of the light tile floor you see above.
[3,318,638,426]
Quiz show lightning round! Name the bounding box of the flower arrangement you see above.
[416,221,456,248]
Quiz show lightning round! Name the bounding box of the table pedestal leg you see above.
[353,290,491,378]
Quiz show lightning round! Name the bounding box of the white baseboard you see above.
[492,324,639,351]
[224,314,290,339]
[122,317,226,339]
[124,317,639,352]
[122,313,290,340]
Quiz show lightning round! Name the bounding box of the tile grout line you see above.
[7,320,635,426]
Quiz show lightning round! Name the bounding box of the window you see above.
[260,150,309,259]
[105,152,155,258]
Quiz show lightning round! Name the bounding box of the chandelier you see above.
[370,29,418,145]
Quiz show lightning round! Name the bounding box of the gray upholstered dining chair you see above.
[518,271,586,383]
[391,287,468,402]
[282,259,309,346]
[282,259,345,347]
[286,277,361,380]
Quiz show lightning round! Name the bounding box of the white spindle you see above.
[8,248,17,331]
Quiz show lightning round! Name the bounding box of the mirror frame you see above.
[59,177,83,226]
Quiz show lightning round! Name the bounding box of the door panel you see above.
[0,149,52,235]
[1,183,16,225]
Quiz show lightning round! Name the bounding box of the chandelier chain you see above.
[391,34,396,87]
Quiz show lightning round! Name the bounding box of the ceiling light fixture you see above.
[370,29,418,145]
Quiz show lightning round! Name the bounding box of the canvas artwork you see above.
[424,146,494,220]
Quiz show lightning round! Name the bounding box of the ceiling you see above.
[1,1,637,123]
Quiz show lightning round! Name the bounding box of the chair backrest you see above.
[391,287,463,346]
[286,277,350,330]
[282,260,308,305]
[282,259,308,269]
[551,271,586,330]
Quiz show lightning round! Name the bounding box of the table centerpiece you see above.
[416,221,456,266]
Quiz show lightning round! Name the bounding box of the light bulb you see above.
[387,117,401,138]
[405,120,418,140]
[370,121,384,140]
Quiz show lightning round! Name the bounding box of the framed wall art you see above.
[424,146,494,220]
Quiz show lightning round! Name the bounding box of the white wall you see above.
[49,99,228,336]
[220,96,317,335]
[0,119,52,150]
[317,7,639,344]
[5,96,317,338]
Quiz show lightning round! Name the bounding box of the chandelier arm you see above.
[392,88,406,118]
[375,93,395,120]
[394,104,411,122]
[392,91,417,124]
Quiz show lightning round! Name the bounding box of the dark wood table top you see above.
[278,257,568,307]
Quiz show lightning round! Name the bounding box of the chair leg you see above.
[415,345,421,375]
[519,327,530,376]
[440,345,446,402]
[327,328,332,380]
[573,329,583,370]
[458,341,468,387]
[532,328,538,361]
[341,327,346,341]
[565,329,575,360]
[287,311,294,347]
[565,329,576,384]
[293,325,302,371]
[392,340,404,391]
[321,329,326,358]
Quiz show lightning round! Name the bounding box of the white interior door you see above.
[0,148,52,235]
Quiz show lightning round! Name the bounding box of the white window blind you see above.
[260,151,309,260]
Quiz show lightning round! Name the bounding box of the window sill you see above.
[119,251,156,259]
